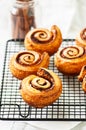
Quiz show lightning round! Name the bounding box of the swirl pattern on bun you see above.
[54,45,86,75]
[24,25,62,56]
[76,28,86,47]
[9,51,50,79]
[20,68,62,108]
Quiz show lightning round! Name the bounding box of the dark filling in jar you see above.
[11,0,36,39]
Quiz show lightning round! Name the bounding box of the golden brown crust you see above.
[82,76,86,93]
[20,68,62,108]
[9,51,50,80]
[76,28,86,47]
[78,65,86,82]
[54,45,86,76]
[24,25,62,56]
[78,65,86,93]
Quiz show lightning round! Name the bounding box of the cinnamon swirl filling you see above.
[31,77,52,90]
[30,68,54,91]
[80,28,86,40]
[16,51,41,66]
[60,46,85,59]
[30,29,54,44]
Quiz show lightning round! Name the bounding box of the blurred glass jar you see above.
[10,0,40,39]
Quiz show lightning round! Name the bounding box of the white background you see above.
[0,0,86,129]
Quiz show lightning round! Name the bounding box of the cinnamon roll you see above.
[20,68,62,108]
[78,65,86,82]
[24,25,62,56]
[82,76,86,93]
[78,65,86,93]
[9,51,50,80]
[54,45,86,75]
[76,28,86,47]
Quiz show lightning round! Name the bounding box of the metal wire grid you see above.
[0,39,86,121]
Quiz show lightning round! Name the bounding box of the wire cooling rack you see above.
[0,39,86,121]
